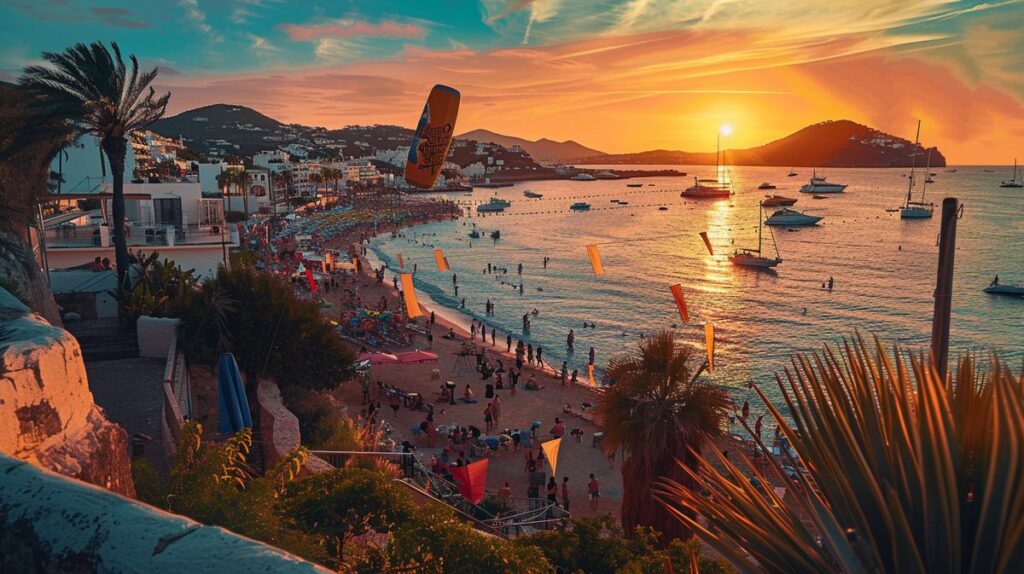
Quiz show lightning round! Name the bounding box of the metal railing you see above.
[45,223,230,248]
[161,338,192,444]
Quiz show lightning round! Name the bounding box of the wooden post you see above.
[931,197,960,376]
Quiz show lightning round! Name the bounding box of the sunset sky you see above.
[2,0,1023,163]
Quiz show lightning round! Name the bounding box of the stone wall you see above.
[0,454,330,573]
[256,380,332,474]
[0,287,135,496]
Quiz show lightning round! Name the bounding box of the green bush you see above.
[131,458,167,507]
[117,250,197,323]
[286,390,361,450]
[177,260,355,394]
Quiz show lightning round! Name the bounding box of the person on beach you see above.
[570,369,579,385]
[561,362,568,386]
[526,373,539,391]
[510,369,518,395]
[525,449,534,474]
[427,330,433,349]
[491,327,496,345]
[463,385,477,404]
[527,343,534,365]
[518,262,523,275]
[506,333,513,352]
[588,474,600,510]
[755,415,764,442]
[492,395,501,424]
[567,329,575,351]
[547,477,558,503]
[452,273,458,285]
[741,400,750,420]
[550,417,565,438]
[589,347,595,365]
[498,482,512,509]
[484,403,494,432]
[536,346,543,368]
[471,322,477,339]
[519,283,524,295]
[561,477,570,511]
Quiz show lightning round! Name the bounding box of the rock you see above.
[0,287,135,497]
[256,380,332,474]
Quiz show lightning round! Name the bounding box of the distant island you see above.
[572,120,946,168]
[151,106,944,169]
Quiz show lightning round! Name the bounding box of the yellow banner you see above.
[586,244,604,275]
[705,322,715,372]
[587,364,596,386]
[400,274,422,318]
[434,249,449,271]
[542,437,561,477]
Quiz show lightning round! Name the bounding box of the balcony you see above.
[45,223,233,249]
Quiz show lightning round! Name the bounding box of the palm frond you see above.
[656,336,1024,574]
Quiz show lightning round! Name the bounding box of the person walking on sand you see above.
[491,327,496,345]
[536,346,543,368]
[484,402,494,432]
[567,329,575,352]
[492,395,501,424]
[527,343,534,365]
[546,477,557,502]
[471,321,477,339]
[588,474,600,510]
[755,415,764,442]
[561,477,571,511]
[510,369,518,396]
[507,333,513,353]
[561,362,568,386]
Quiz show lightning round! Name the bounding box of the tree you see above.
[20,42,170,290]
[594,330,730,543]
[657,338,1024,574]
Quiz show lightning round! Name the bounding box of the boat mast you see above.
[757,203,763,256]
[906,119,921,206]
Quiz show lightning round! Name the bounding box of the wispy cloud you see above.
[280,20,426,42]
[178,0,218,40]
[91,7,151,28]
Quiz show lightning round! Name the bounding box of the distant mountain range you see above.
[150,106,945,168]
[455,129,605,162]
[573,120,945,168]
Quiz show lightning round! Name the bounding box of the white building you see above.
[253,150,291,173]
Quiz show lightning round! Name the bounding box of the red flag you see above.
[305,268,317,293]
[397,253,405,269]
[450,459,488,504]
[699,232,713,256]
[670,284,689,323]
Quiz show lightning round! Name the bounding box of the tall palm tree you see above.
[233,169,250,218]
[310,172,324,205]
[594,330,731,543]
[657,338,1024,574]
[20,42,170,290]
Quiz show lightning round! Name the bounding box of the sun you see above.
[719,124,733,136]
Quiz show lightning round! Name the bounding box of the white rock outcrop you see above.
[0,288,134,496]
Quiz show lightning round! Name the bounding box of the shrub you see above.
[177,260,355,394]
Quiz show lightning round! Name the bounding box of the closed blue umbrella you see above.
[217,353,253,434]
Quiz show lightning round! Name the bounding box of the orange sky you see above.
[145,2,1024,164]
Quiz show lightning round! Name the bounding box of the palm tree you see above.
[233,169,250,218]
[657,337,1024,574]
[310,172,324,205]
[593,330,731,543]
[20,42,170,290]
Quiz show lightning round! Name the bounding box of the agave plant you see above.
[656,337,1024,574]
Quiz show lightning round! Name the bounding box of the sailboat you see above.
[900,120,934,219]
[1000,158,1023,188]
[730,203,782,268]
[681,129,733,199]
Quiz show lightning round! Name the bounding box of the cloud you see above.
[92,6,151,28]
[280,20,426,42]
[522,0,560,44]
[178,0,217,38]
[248,34,281,54]
[483,0,539,24]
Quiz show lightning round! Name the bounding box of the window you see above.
[153,198,183,229]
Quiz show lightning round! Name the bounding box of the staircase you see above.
[65,318,139,361]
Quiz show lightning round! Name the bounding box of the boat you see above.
[610,199,620,203]
[984,283,1024,297]
[523,190,543,198]
[658,206,668,211]
[758,182,777,190]
[626,183,643,188]
[999,158,1023,188]
[762,195,797,207]
[476,197,510,213]
[900,120,935,219]
[730,203,782,268]
[595,171,619,179]
[765,207,822,226]
[618,201,629,205]
[800,170,847,193]
[787,170,798,177]
[925,177,935,184]
[570,202,591,211]
[681,128,734,199]
[468,230,481,238]
[571,172,597,181]
[946,168,957,173]
[812,194,828,199]
[490,230,501,240]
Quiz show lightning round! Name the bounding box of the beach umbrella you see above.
[450,458,488,504]
[399,273,422,318]
[434,249,450,271]
[217,353,253,434]
[395,350,439,364]
[669,284,690,323]
[405,84,461,189]
[358,352,401,365]
[586,244,604,275]
[542,437,562,477]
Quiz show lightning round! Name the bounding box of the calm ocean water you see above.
[370,165,1023,411]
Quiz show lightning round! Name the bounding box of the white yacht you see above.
[571,172,597,181]
[1000,158,1023,188]
[799,171,847,193]
[476,197,511,213]
[900,120,934,219]
[681,128,733,199]
[523,190,543,198]
[765,208,822,226]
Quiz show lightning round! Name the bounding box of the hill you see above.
[574,120,945,167]
[456,129,605,163]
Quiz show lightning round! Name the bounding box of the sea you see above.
[368,165,1024,413]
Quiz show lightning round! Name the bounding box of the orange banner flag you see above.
[541,437,562,477]
[450,458,488,504]
[400,274,422,318]
[586,244,604,275]
[669,284,689,323]
[397,253,404,269]
[699,231,714,256]
[434,249,449,271]
[405,85,461,189]
[587,364,596,386]
[705,323,715,372]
